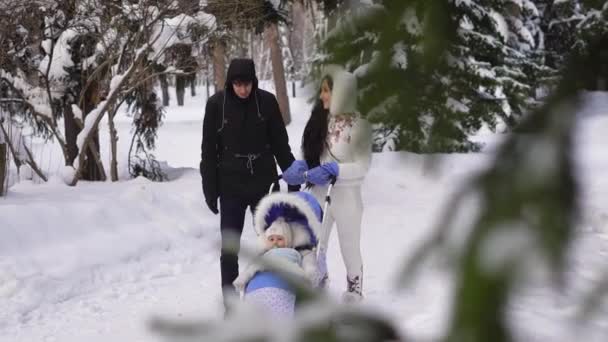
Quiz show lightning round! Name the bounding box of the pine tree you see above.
[319,0,548,152]
[536,0,586,70]
[575,0,608,89]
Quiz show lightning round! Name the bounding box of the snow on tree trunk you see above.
[81,81,106,181]
[212,40,226,93]
[264,22,291,125]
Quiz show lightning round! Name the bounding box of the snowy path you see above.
[2,91,608,341]
[1,155,462,342]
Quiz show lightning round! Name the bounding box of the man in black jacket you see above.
[200,58,299,312]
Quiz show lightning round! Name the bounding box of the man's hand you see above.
[283,160,308,185]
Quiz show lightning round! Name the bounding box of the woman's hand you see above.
[306,162,339,185]
[282,160,309,184]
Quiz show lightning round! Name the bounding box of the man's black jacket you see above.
[200,58,296,203]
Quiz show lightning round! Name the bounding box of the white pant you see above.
[312,185,363,281]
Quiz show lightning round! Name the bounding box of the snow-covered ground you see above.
[1,85,608,342]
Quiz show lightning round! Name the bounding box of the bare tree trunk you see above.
[303,1,328,83]
[176,75,186,106]
[260,42,271,80]
[64,100,108,181]
[264,22,291,125]
[108,109,119,182]
[250,31,256,64]
[237,28,248,57]
[303,1,319,78]
[190,74,196,97]
[290,0,306,79]
[81,82,106,181]
[88,136,107,181]
[63,103,79,165]
[206,71,210,99]
[82,133,101,181]
[159,73,170,106]
[0,143,6,196]
[212,40,226,93]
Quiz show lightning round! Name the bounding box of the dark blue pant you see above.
[219,192,265,300]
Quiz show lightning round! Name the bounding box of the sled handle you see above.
[268,175,283,194]
[317,176,337,257]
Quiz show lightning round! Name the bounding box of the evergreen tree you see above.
[575,0,608,89]
[536,0,586,70]
[319,0,548,152]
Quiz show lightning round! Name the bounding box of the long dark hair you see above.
[302,76,333,168]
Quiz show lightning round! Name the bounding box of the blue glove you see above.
[321,162,339,177]
[282,160,308,185]
[306,162,339,186]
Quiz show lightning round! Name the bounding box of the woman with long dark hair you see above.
[283,66,372,302]
[301,78,332,170]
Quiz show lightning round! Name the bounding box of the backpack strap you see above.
[217,91,227,133]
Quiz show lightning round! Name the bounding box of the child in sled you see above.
[233,191,327,317]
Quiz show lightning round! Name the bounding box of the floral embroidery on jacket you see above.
[327,114,356,148]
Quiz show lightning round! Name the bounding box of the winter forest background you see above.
[1,0,608,341]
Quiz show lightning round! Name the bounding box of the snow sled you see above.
[238,185,337,317]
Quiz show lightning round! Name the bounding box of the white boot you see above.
[317,250,330,289]
[342,274,363,303]
[319,274,330,289]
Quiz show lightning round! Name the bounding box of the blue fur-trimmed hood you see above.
[254,192,322,248]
